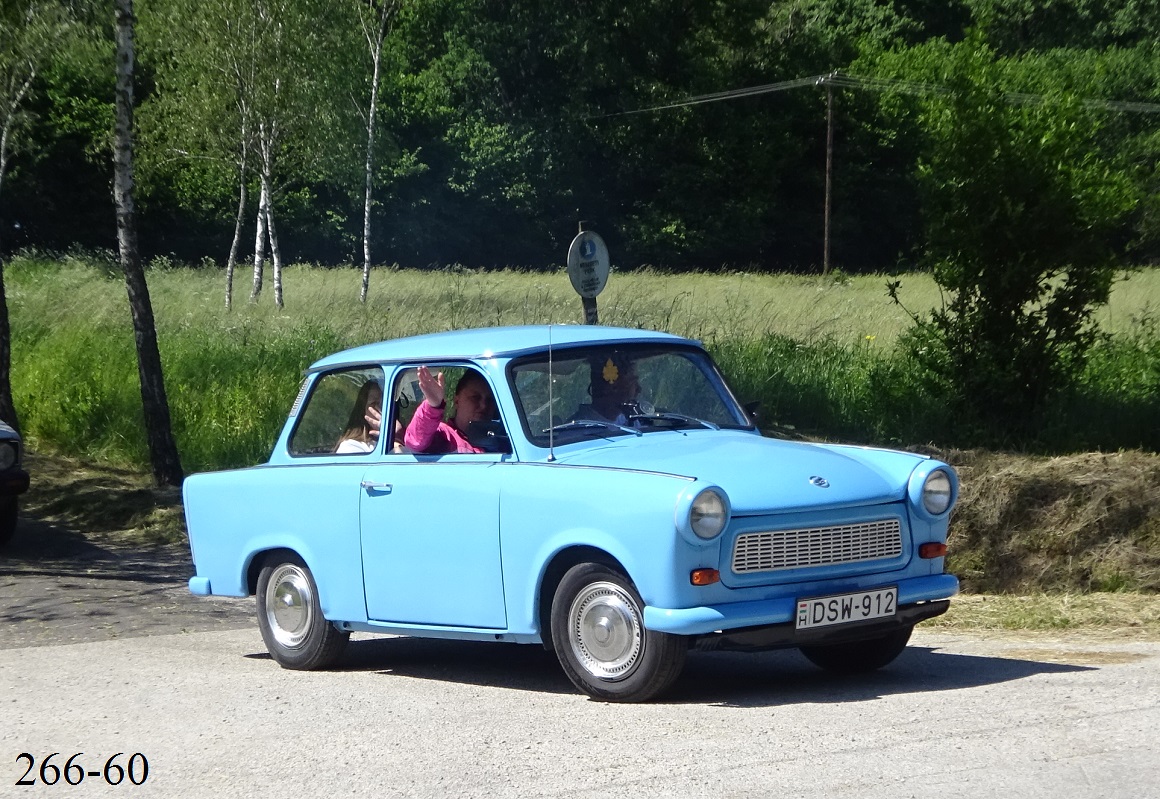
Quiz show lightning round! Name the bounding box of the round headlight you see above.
[922,470,953,515]
[690,488,728,540]
[0,442,15,471]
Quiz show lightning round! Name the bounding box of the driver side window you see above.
[391,365,510,455]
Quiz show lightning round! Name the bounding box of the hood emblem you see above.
[809,476,830,488]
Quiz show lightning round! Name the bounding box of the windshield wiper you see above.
[544,419,643,437]
[628,411,720,430]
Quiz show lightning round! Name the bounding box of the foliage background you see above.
[2,0,1158,273]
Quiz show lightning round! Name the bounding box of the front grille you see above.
[731,519,902,574]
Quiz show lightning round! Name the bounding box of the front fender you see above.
[495,463,707,637]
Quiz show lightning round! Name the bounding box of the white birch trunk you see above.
[250,173,268,302]
[358,0,399,303]
[0,120,9,202]
[267,169,284,309]
[2,70,36,214]
[360,23,385,302]
[225,118,250,311]
[0,116,12,200]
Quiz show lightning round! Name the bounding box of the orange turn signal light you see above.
[919,542,948,559]
[691,568,720,586]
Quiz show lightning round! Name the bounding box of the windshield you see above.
[509,344,753,447]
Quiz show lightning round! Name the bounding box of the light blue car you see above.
[185,325,958,702]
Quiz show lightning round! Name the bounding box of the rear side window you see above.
[289,367,384,457]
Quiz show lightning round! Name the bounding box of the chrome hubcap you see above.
[265,564,314,649]
[568,581,643,681]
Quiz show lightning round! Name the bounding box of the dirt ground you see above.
[0,514,253,649]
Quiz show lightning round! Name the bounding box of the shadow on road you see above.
[259,635,1095,705]
[0,517,190,583]
[674,645,1094,707]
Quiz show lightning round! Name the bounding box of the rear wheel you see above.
[256,554,348,670]
[799,626,914,674]
[550,562,686,702]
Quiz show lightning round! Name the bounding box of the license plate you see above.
[796,587,897,630]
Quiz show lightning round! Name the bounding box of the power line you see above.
[589,75,823,119]
[591,71,1160,118]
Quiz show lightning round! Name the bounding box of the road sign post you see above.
[566,223,609,325]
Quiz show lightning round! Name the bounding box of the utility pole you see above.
[820,72,836,276]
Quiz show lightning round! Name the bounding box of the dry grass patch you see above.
[21,451,186,546]
[937,449,1160,593]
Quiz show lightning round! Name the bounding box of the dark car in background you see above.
[0,420,30,548]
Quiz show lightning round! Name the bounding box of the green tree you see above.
[878,39,1138,436]
[140,0,261,309]
[351,0,402,302]
[114,0,183,486]
[140,0,359,306]
[0,0,73,430]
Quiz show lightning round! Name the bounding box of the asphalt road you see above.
[2,521,1158,798]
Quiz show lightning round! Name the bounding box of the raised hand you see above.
[417,365,446,408]
[364,402,382,440]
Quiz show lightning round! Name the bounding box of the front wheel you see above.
[550,563,686,702]
[799,625,914,674]
[256,554,348,670]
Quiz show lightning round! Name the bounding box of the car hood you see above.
[549,431,926,514]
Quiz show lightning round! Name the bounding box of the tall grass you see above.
[7,254,1160,471]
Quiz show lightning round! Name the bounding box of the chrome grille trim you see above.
[732,519,902,574]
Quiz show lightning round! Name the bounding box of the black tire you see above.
[799,625,914,674]
[550,562,686,702]
[256,554,349,670]
[0,499,17,549]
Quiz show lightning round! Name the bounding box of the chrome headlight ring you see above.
[676,485,730,544]
[908,465,957,519]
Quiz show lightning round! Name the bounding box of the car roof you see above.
[309,325,697,373]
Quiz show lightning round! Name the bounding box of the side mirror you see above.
[466,420,512,454]
[743,400,761,424]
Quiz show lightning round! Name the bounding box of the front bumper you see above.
[690,599,949,652]
[643,573,958,636]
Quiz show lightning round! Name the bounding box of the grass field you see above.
[22,256,1160,347]
[8,255,1160,469]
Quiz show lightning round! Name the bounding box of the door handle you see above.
[360,481,392,494]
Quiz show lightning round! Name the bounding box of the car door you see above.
[358,459,507,628]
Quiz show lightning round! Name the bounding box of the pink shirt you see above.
[404,400,483,454]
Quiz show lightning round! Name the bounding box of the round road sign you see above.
[566,230,609,298]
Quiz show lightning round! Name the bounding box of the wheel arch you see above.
[537,545,627,654]
[246,546,303,595]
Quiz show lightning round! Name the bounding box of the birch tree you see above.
[245,0,337,309]
[352,0,401,302]
[140,0,259,309]
[113,0,183,486]
[142,0,341,310]
[0,1,73,431]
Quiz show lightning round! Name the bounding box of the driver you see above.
[573,355,640,425]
